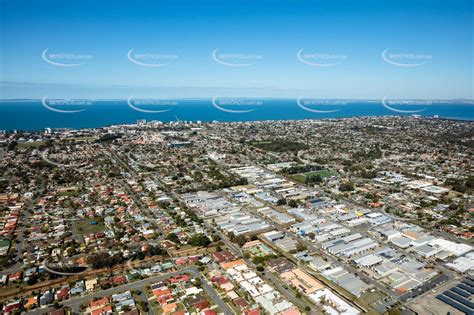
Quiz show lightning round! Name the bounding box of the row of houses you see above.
[220,259,298,315]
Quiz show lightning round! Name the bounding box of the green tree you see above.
[166,232,180,244]
[121,305,131,312]
[339,181,355,192]
[188,234,211,247]
[232,235,246,246]
[288,199,299,208]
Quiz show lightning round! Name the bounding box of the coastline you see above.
[0,100,473,132]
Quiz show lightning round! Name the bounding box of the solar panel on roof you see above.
[443,291,474,309]
[463,278,474,288]
[452,287,472,298]
[436,295,474,315]
[459,283,474,294]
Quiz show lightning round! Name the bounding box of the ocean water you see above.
[0,100,472,131]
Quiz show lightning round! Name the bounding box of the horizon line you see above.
[0,98,473,102]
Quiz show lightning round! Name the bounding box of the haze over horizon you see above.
[1,0,472,100]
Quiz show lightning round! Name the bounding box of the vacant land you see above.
[17,141,44,149]
[291,170,338,183]
[74,218,106,236]
[252,139,309,152]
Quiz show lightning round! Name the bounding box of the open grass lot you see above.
[359,290,394,314]
[17,141,44,149]
[66,136,97,142]
[359,290,385,305]
[291,169,338,183]
[251,139,309,152]
[74,218,106,236]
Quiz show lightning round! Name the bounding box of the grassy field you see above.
[17,141,44,149]
[67,136,97,142]
[359,290,385,305]
[291,169,338,183]
[74,218,106,236]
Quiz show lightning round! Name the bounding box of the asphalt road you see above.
[103,148,234,314]
[1,180,46,275]
[117,178,166,239]
[379,203,474,247]
[243,151,458,304]
[399,273,450,302]
[203,222,318,314]
[106,147,167,240]
[106,136,461,313]
[27,266,232,315]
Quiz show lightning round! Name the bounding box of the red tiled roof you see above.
[211,276,229,285]
[90,297,109,309]
[112,275,126,284]
[91,305,112,315]
[245,309,261,315]
[168,275,189,283]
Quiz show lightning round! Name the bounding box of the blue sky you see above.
[0,0,472,99]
